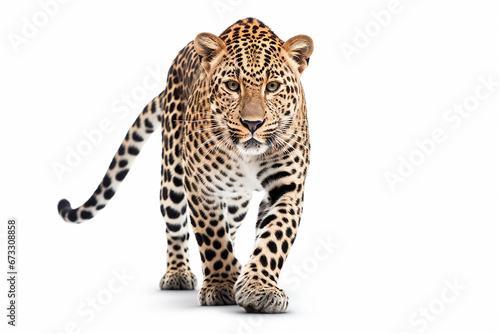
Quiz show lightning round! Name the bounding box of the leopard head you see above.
[194,18,313,156]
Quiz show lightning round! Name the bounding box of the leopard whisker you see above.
[187,125,227,138]
[282,131,309,141]
[202,134,230,160]
[277,131,310,152]
[274,135,295,156]
[194,131,228,153]
[174,119,219,123]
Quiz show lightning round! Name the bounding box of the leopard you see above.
[58,17,313,313]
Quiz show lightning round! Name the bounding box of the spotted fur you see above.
[58,18,313,313]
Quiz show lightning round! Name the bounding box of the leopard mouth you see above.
[243,138,262,147]
[236,132,266,145]
[237,137,269,155]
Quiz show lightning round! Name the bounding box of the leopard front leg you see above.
[235,181,304,313]
[158,155,197,290]
[158,85,197,290]
[187,193,241,306]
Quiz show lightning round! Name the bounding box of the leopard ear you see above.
[282,35,314,74]
[194,33,226,73]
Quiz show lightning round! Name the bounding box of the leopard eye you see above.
[225,80,240,92]
[266,82,280,93]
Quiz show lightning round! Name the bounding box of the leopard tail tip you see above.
[58,199,79,224]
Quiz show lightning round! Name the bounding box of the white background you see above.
[1,0,499,333]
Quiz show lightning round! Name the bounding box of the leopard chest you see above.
[200,155,264,197]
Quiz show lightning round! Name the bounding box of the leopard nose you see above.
[240,118,264,134]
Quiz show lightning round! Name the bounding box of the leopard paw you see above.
[159,269,197,290]
[234,276,288,313]
[198,281,236,306]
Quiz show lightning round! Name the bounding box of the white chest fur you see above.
[204,155,264,198]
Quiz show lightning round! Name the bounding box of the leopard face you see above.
[194,24,313,156]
